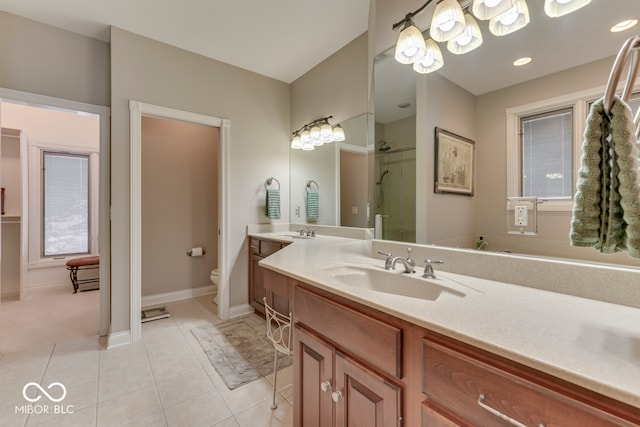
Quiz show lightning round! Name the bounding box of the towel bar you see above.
[265,177,280,190]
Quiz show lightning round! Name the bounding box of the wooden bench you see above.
[65,256,100,293]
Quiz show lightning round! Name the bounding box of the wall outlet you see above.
[515,205,528,226]
[351,206,358,215]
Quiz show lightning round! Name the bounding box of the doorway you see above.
[0,89,110,353]
[129,101,230,344]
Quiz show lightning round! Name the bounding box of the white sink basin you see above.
[320,262,466,301]
[264,232,313,240]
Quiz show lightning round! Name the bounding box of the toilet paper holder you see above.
[187,247,206,256]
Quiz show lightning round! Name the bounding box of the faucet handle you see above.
[423,259,443,279]
[377,251,394,270]
[406,247,413,260]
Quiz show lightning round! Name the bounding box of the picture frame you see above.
[434,127,475,196]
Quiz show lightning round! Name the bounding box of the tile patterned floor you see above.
[0,294,293,427]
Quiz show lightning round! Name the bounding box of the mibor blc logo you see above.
[15,382,74,415]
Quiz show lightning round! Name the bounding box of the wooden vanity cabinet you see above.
[421,331,640,427]
[293,286,403,427]
[248,237,289,316]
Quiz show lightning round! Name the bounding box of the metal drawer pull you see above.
[320,381,332,393]
[478,394,545,427]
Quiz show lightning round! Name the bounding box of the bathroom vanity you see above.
[251,231,640,427]
[248,236,290,316]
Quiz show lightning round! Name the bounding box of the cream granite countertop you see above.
[251,232,640,409]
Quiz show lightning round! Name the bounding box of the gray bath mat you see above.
[191,314,292,390]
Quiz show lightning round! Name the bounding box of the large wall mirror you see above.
[290,113,373,229]
[373,0,640,267]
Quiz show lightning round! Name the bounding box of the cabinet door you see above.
[294,325,334,427]
[334,350,403,427]
[421,402,465,427]
[249,254,266,315]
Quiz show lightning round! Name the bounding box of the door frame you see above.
[128,101,230,343]
[0,87,110,335]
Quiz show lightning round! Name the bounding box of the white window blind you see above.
[520,108,573,200]
[43,152,90,256]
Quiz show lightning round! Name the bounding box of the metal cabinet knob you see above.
[331,390,343,402]
[320,381,332,393]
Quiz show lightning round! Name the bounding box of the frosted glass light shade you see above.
[300,129,310,144]
[489,0,530,36]
[291,134,302,149]
[544,0,591,17]
[332,125,346,142]
[430,0,466,42]
[412,39,444,74]
[320,121,333,142]
[310,125,323,146]
[394,21,427,64]
[302,140,315,151]
[472,0,515,20]
[447,14,483,54]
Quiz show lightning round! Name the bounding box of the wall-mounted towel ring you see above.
[305,180,319,194]
[265,177,280,191]
[603,35,640,133]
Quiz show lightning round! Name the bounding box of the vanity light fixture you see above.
[543,0,591,18]
[489,0,530,36]
[472,0,515,21]
[610,19,638,33]
[447,13,483,54]
[430,0,467,42]
[413,39,445,74]
[392,0,589,73]
[291,116,345,150]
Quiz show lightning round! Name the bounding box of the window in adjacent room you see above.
[520,107,573,200]
[43,151,90,257]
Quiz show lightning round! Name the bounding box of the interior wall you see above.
[340,150,369,227]
[141,116,218,297]
[292,33,370,130]
[110,27,291,333]
[421,73,477,246]
[0,11,110,107]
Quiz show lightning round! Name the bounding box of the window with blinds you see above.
[43,151,90,257]
[520,107,573,200]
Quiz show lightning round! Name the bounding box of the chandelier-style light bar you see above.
[291,116,345,151]
[392,0,591,74]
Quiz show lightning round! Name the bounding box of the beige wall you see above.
[0,11,110,107]
[292,33,369,129]
[141,116,219,297]
[110,27,291,333]
[340,150,369,227]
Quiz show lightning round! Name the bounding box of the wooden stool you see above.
[65,256,100,293]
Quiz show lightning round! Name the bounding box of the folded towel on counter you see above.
[570,95,640,258]
[265,189,281,220]
[306,190,319,220]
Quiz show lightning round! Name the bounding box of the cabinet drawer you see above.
[259,240,282,256]
[294,286,402,379]
[422,338,632,427]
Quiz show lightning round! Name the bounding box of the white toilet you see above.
[210,268,219,304]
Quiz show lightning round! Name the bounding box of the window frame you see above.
[506,87,597,212]
[41,150,91,258]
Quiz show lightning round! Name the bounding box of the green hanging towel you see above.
[306,190,319,220]
[265,189,280,220]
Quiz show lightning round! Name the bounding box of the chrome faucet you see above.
[391,248,416,273]
[423,259,444,279]
[297,226,316,237]
[377,251,394,270]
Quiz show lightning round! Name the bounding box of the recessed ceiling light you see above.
[610,19,638,33]
[513,57,532,66]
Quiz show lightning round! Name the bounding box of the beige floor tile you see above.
[234,395,292,427]
[212,416,240,427]
[0,403,30,427]
[42,360,98,388]
[0,377,42,410]
[279,385,294,406]
[156,366,216,409]
[96,385,162,426]
[163,389,231,427]
[46,349,99,376]
[26,380,97,425]
[264,365,293,391]
[97,361,155,402]
[27,405,96,427]
[148,348,202,383]
[98,341,149,373]
[0,359,48,386]
[219,378,274,415]
[120,413,168,427]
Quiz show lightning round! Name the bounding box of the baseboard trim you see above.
[227,303,255,319]
[141,285,215,308]
[0,288,20,299]
[107,330,132,349]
